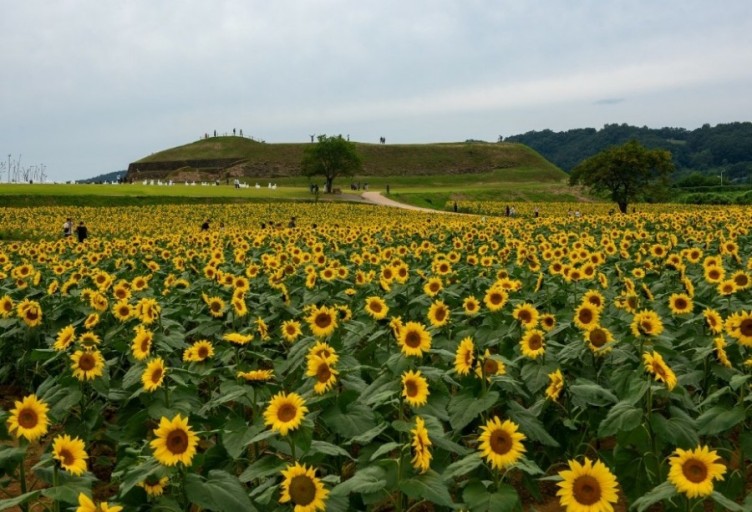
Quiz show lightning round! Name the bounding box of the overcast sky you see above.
[2,1,751,182]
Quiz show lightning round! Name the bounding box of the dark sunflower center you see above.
[653,363,667,379]
[405,379,418,397]
[277,403,297,423]
[370,302,382,313]
[59,448,75,466]
[489,429,511,455]
[316,363,331,383]
[434,308,447,322]
[735,275,748,286]
[315,313,331,329]
[682,458,708,483]
[429,283,440,292]
[140,339,150,353]
[573,475,601,505]
[490,293,502,305]
[404,330,422,348]
[675,298,687,310]
[466,302,477,311]
[26,309,39,321]
[527,334,543,350]
[210,301,222,312]
[79,354,96,371]
[640,321,653,334]
[151,368,163,383]
[589,329,607,348]
[289,475,316,506]
[740,319,752,337]
[167,429,189,454]
[579,309,593,324]
[518,311,532,323]
[197,347,209,358]
[18,409,38,429]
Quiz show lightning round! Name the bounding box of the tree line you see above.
[505,122,752,183]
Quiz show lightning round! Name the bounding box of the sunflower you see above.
[112,300,134,322]
[54,324,76,351]
[264,392,308,436]
[364,296,389,320]
[183,340,214,362]
[138,475,169,497]
[731,270,751,290]
[427,300,450,328]
[401,370,430,407]
[411,416,432,474]
[454,336,475,375]
[136,297,161,325]
[84,312,99,330]
[725,310,752,347]
[279,462,329,512]
[7,394,49,442]
[142,357,167,392]
[237,369,275,382]
[667,445,726,498]
[71,349,105,381]
[478,417,526,470]
[483,286,508,312]
[131,325,153,360]
[585,326,614,355]
[520,329,546,359]
[17,298,42,327]
[703,264,724,284]
[306,305,338,338]
[423,277,443,297]
[545,369,565,401]
[232,296,248,317]
[281,320,303,343]
[713,336,732,368]
[223,332,253,345]
[573,303,600,331]
[397,321,432,357]
[475,349,506,380]
[512,303,539,329]
[668,293,693,316]
[703,308,724,334]
[643,351,677,391]
[582,290,606,311]
[75,493,123,512]
[462,296,480,316]
[306,354,338,394]
[256,317,270,340]
[540,313,557,332]
[308,341,338,363]
[150,414,199,467]
[52,434,88,476]
[556,457,619,512]
[0,295,14,318]
[630,310,664,338]
[203,294,226,318]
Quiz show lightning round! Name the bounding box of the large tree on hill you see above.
[569,140,674,214]
[301,135,362,193]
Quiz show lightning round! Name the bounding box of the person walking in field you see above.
[63,218,72,237]
[76,221,88,243]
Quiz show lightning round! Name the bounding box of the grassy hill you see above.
[128,137,566,184]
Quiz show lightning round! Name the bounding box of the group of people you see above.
[62,218,88,242]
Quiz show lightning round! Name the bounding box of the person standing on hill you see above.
[76,221,88,243]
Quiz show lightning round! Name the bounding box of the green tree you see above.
[301,135,362,193]
[569,140,674,213]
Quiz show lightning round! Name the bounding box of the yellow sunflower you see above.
[427,300,450,328]
[150,414,199,467]
[111,300,134,322]
[75,493,123,512]
[401,370,430,407]
[475,349,506,381]
[512,303,539,329]
[725,310,752,347]
[308,341,338,363]
[478,416,526,470]
[306,354,338,394]
[703,308,724,334]
[54,324,76,351]
[630,310,664,338]
[306,305,338,338]
[237,369,275,382]
[138,475,169,497]
[364,296,389,320]
[264,392,308,436]
[203,294,226,318]
[281,320,303,343]
[643,351,677,391]
[667,445,726,498]
[454,336,475,376]
[397,321,432,357]
[545,369,564,401]
[668,293,693,316]
[585,326,614,355]
[279,462,329,512]
[483,287,508,312]
[462,296,480,316]
[556,457,619,512]
[573,303,600,331]
[71,349,105,381]
[223,332,253,345]
[7,394,49,442]
[84,312,99,330]
[0,295,14,318]
[17,298,42,327]
[520,329,546,359]
[540,313,557,332]
[411,416,432,474]
[142,357,167,392]
[423,277,443,297]
[52,434,88,476]
[183,340,214,362]
[713,336,732,368]
[131,325,153,360]
[582,290,606,311]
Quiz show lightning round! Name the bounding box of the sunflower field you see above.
[0,202,751,511]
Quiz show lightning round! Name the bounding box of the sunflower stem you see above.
[287,436,297,461]
[18,441,28,512]
[52,466,60,512]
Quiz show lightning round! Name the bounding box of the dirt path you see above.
[360,191,461,214]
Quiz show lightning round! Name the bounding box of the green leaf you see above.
[369,441,402,462]
[442,452,483,481]
[729,374,751,391]
[185,470,256,512]
[506,401,559,447]
[399,470,455,508]
[222,417,263,459]
[117,457,161,496]
[330,466,387,496]
[598,401,643,437]
[651,407,699,448]
[309,440,353,459]
[448,391,499,431]
[569,381,618,407]
[0,446,26,472]
[348,423,388,445]
[696,405,745,435]
[320,402,377,440]
[238,455,287,483]
[0,490,42,510]
[631,481,677,512]
[463,481,520,512]
[710,491,746,511]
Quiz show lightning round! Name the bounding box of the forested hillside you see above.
[506,122,752,183]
